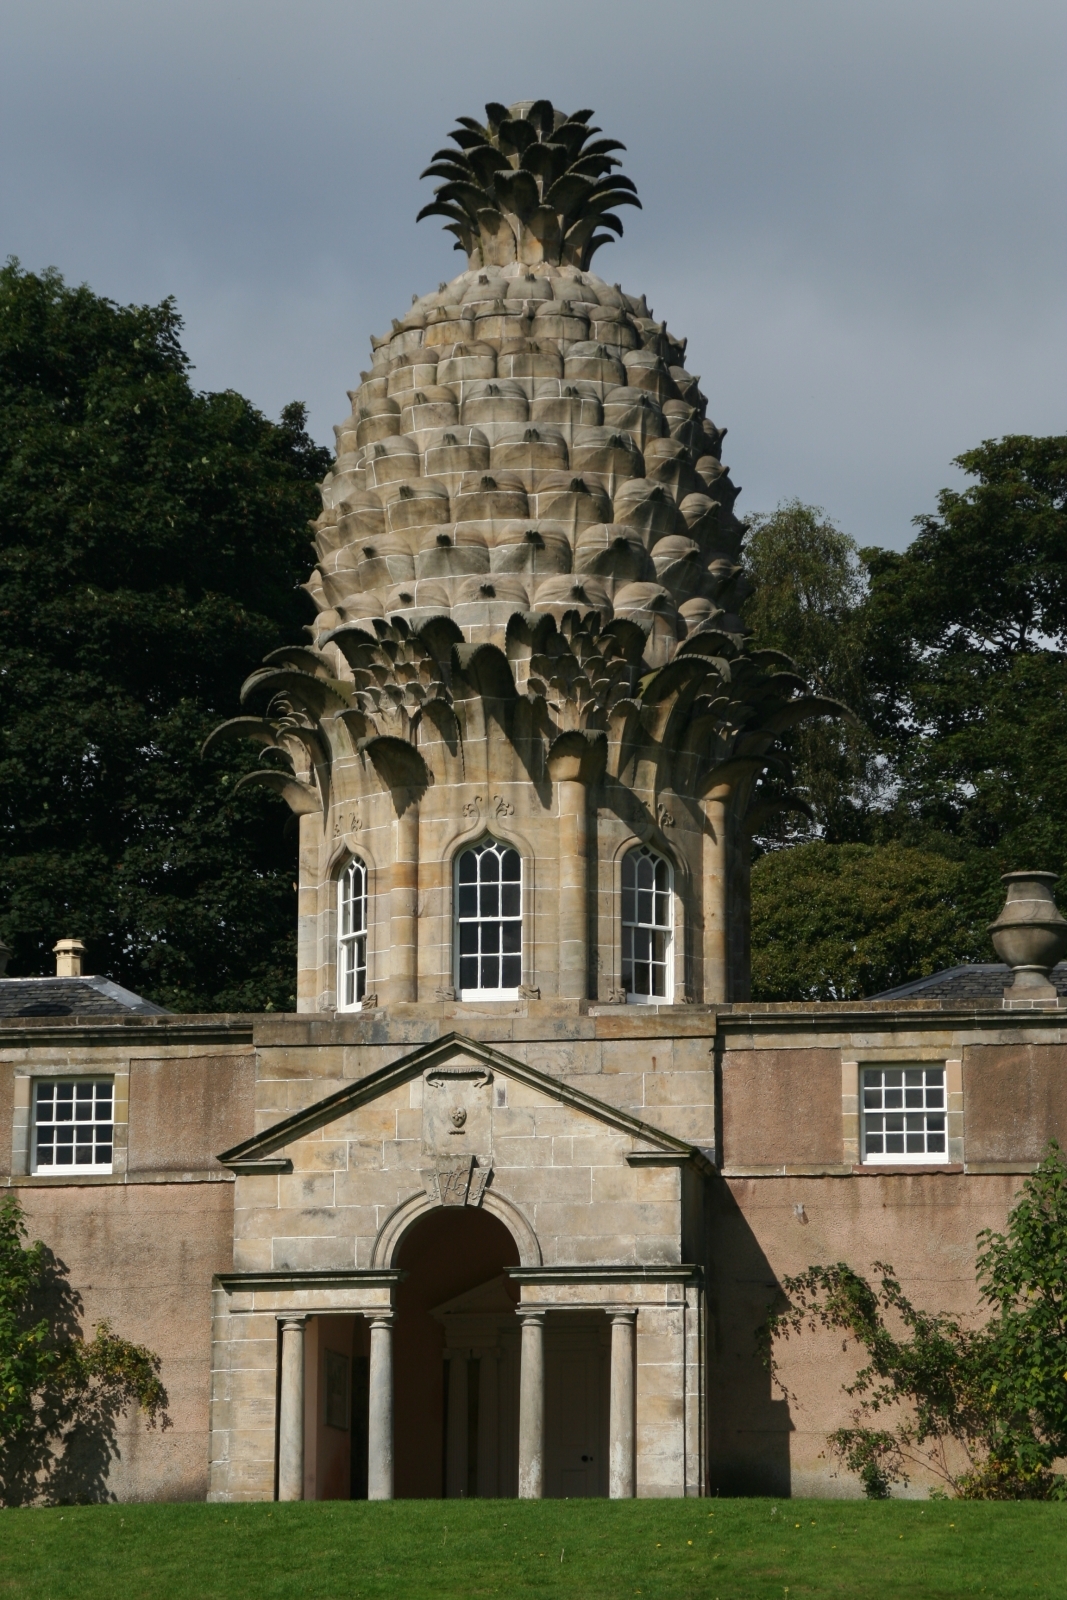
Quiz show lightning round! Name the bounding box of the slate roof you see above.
[870,963,1067,1003]
[0,976,169,1018]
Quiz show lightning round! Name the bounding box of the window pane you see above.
[479,883,499,918]
[501,954,521,988]
[501,883,520,917]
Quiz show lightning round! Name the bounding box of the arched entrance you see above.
[393,1205,520,1498]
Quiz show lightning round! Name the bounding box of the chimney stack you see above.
[54,939,87,978]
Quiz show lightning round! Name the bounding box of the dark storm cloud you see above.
[2,0,1063,548]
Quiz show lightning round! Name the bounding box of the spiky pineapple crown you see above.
[417,100,641,269]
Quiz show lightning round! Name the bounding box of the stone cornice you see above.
[215,1269,405,1293]
[718,1003,1067,1036]
[0,1015,255,1048]
[508,1265,701,1284]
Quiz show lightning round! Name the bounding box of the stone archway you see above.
[392,1205,521,1498]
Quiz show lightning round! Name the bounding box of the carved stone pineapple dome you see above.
[309,102,747,667]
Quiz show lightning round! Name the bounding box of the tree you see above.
[0,1193,168,1505]
[863,436,1067,887]
[763,1143,1067,1499]
[742,500,875,843]
[0,261,331,1009]
[746,444,1067,999]
[750,841,983,1001]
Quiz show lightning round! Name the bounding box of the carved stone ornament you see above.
[422,1063,493,1158]
[425,1065,492,1089]
[989,871,1067,1000]
[421,1156,491,1207]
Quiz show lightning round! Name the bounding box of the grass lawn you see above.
[1,1498,1063,1600]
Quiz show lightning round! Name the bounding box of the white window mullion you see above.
[621,846,673,1003]
[338,858,369,1011]
[456,840,522,1001]
[32,1079,114,1174]
[862,1066,947,1162]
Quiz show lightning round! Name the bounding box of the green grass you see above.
[1,1498,1064,1599]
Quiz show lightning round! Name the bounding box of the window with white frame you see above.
[621,845,673,1002]
[862,1066,947,1163]
[456,839,522,999]
[33,1079,114,1173]
[338,857,369,1010]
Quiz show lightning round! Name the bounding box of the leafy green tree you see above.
[0,261,330,1009]
[863,436,1067,888]
[764,1144,1067,1499]
[0,1193,169,1505]
[750,841,981,1001]
[742,500,875,843]
[747,444,1067,998]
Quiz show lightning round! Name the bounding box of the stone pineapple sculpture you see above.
[210,102,840,1009]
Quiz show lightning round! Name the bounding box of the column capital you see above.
[367,1311,396,1329]
[609,1309,638,1326]
[277,1314,308,1331]
[517,1308,547,1326]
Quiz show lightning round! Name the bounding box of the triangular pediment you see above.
[218,1031,701,1168]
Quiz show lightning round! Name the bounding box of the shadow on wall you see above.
[706,1178,793,1496]
[0,1244,149,1506]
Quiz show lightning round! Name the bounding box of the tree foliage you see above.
[747,439,1067,997]
[0,1193,169,1505]
[763,1144,1067,1499]
[750,841,981,1001]
[0,260,330,1009]
[742,500,875,844]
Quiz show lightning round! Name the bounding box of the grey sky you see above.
[3,0,1063,550]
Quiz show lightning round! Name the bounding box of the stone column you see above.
[608,1311,637,1498]
[517,1311,546,1499]
[557,778,589,999]
[367,1314,395,1500]
[277,1316,307,1502]
[702,786,729,1003]
[389,798,419,1003]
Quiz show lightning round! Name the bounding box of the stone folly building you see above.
[3,103,1067,1505]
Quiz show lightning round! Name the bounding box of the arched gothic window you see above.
[456,840,522,1000]
[621,846,673,1002]
[337,857,368,1010]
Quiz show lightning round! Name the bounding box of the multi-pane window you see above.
[621,846,672,1002]
[456,840,522,999]
[338,857,368,1010]
[862,1067,947,1162]
[33,1080,114,1173]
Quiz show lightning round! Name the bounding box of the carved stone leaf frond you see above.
[418,101,640,267]
[234,769,321,815]
[200,716,279,758]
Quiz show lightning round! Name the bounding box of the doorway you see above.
[393,1206,520,1498]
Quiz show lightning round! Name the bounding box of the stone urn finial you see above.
[988,871,1067,1001]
